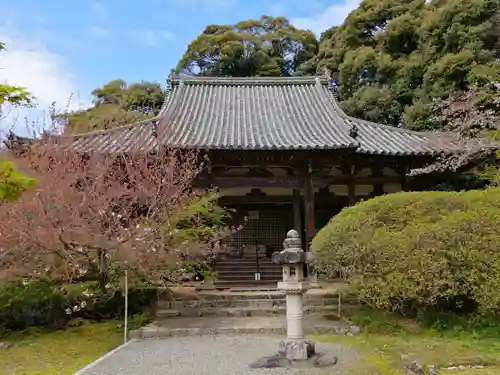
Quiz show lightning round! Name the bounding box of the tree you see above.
[177,16,318,77]
[0,140,230,290]
[63,80,165,134]
[0,42,36,199]
[312,0,500,130]
[0,42,34,115]
[0,158,36,201]
[408,79,500,184]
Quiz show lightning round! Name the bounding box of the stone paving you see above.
[76,335,359,375]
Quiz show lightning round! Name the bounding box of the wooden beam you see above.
[218,194,350,205]
[195,175,404,189]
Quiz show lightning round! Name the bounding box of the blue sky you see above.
[0,0,360,135]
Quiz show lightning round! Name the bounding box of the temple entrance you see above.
[213,203,293,289]
[229,203,294,258]
[212,200,346,289]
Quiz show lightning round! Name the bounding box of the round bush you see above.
[312,189,500,315]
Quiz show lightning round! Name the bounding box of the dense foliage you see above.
[0,279,153,334]
[0,159,35,201]
[176,16,318,77]
[311,0,500,130]
[312,189,500,316]
[63,79,165,133]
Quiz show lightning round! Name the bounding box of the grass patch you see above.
[441,368,500,375]
[0,313,152,375]
[313,308,500,375]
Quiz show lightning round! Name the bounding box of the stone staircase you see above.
[129,285,361,339]
[154,289,351,319]
[212,256,283,289]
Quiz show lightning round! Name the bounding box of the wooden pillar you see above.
[348,165,356,205]
[304,162,315,252]
[402,165,410,191]
[292,189,302,236]
[372,164,384,197]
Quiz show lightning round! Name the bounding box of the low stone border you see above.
[129,323,361,340]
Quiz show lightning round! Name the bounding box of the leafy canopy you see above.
[177,16,318,77]
[312,0,500,130]
[0,42,35,201]
[0,42,34,109]
[63,79,165,133]
[0,159,36,201]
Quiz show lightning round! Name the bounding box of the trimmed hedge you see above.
[0,279,155,334]
[312,189,500,316]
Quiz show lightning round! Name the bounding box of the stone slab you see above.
[130,314,360,339]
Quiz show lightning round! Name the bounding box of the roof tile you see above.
[69,76,455,156]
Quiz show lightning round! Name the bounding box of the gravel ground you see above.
[77,335,359,375]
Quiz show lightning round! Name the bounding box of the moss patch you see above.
[0,321,123,375]
[311,308,500,375]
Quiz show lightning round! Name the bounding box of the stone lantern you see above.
[273,229,315,359]
[249,229,338,369]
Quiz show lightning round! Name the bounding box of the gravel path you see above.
[77,335,359,375]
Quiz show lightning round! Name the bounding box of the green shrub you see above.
[62,282,155,320]
[312,189,500,316]
[0,279,156,334]
[0,279,66,334]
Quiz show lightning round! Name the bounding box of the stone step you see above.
[157,297,340,310]
[129,315,359,339]
[194,291,341,300]
[215,260,276,266]
[215,264,279,269]
[216,274,281,281]
[215,265,279,271]
[155,304,345,319]
[213,280,281,288]
[216,267,281,273]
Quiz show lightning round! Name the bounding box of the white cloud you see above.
[0,30,90,137]
[292,0,362,35]
[130,29,175,47]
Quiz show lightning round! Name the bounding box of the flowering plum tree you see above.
[0,137,231,290]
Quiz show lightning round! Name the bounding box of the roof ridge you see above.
[170,75,330,86]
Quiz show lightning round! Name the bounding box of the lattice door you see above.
[229,206,293,258]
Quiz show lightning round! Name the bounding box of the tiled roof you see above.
[69,76,456,156]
